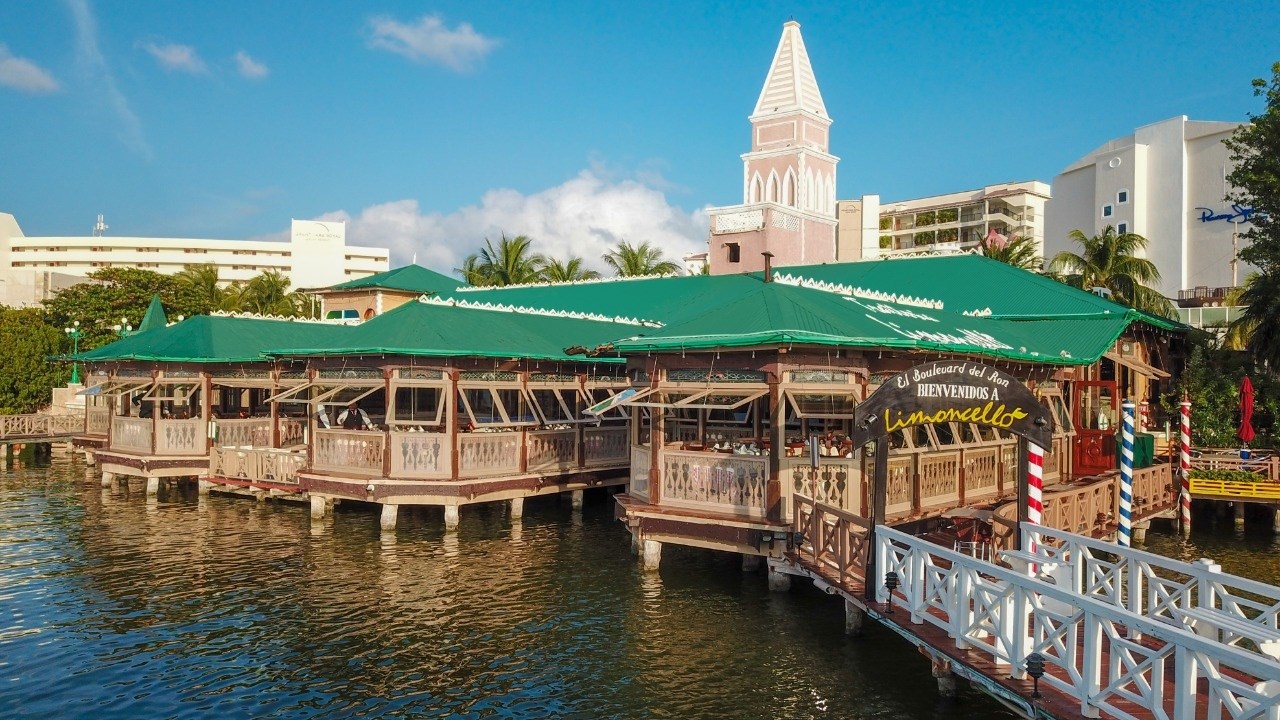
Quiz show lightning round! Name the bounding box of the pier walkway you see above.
[784,496,1280,720]
[0,413,83,442]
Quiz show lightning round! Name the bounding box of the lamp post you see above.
[63,321,82,385]
[112,317,133,339]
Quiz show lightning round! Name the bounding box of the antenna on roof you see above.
[412,252,417,265]
[93,214,108,237]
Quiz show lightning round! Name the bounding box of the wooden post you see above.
[767,373,784,524]
[864,435,889,602]
[382,370,393,478]
[202,372,213,451]
[449,369,460,480]
[1016,436,1029,552]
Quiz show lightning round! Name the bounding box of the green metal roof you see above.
[136,294,168,332]
[608,277,1131,364]
[72,315,351,363]
[267,298,631,363]
[324,264,463,294]
[770,254,1186,331]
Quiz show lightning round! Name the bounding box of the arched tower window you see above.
[783,168,796,207]
[766,170,780,203]
[749,173,763,204]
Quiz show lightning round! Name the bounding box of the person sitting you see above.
[337,402,373,430]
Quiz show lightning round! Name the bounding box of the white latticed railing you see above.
[86,407,110,436]
[875,525,1280,720]
[388,431,450,479]
[0,413,85,439]
[110,416,152,454]
[630,446,650,498]
[713,209,764,234]
[660,450,767,517]
[313,429,384,476]
[584,427,629,467]
[1023,523,1280,659]
[215,418,272,447]
[156,418,206,455]
[208,446,304,485]
[527,429,577,473]
[458,431,521,478]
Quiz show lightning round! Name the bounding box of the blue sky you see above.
[1,0,1277,272]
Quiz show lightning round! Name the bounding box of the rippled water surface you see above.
[0,450,1011,720]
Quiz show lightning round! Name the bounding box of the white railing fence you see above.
[875,526,1280,720]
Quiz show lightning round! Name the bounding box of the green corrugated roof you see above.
[770,254,1186,331]
[72,315,351,363]
[325,264,462,293]
[267,298,630,363]
[608,277,1131,364]
[136,295,168,332]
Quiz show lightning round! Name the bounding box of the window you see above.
[784,390,858,418]
[529,387,590,425]
[1117,223,1128,234]
[1102,205,1114,218]
[727,243,741,263]
[1117,190,1129,204]
[457,386,537,428]
[390,385,446,426]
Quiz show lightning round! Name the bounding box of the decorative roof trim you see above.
[771,272,945,310]
[420,295,664,328]
[453,272,678,292]
[210,311,341,325]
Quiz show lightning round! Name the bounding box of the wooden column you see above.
[449,369,460,480]
[149,369,159,455]
[382,369,393,478]
[766,372,784,524]
[202,372,213,451]
[269,368,280,448]
[647,365,661,506]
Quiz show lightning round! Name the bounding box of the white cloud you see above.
[233,50,268,79]
[66,0,150,159]
[309,170,707,275]
[0,44,60,93]
[141,41,207,74]
[367,14,498,72]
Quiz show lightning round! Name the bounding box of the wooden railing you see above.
[918,449,961,510]
[630,445,650,498]
[215,418,272,447]
[313,429,385,476]
[962,446,1000,503]
[886,454,914,517]
[1193,453,1279,480]
[659,449,767,517]
[208,446,305,485]
[86,407,110,436]
[0,413,84,439]
[458,431,521,478]
[527,429,577,473]
[1189,476,1280,501]
[109,416,152,454]
[781,456,861,522]
[584,426,629,467]
[875,526,1280,720]
[155,418,206,456]
[388,431,450,479]
[792,495,870,591]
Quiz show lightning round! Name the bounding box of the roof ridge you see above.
[420,294,665,328]
[209,310,340,325]
[771,271,945,310]
[453,272,680,292]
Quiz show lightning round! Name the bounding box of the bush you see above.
[1188,468,1268,483]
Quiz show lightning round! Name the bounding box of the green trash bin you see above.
[1116,432,1155,469]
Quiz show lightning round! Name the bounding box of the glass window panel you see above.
[786,391,857,418]
[393,386,444,424]
[461,388,504,425]
[933,422,958,446]
[498,388,537,425]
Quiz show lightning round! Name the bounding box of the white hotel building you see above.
[0,214,389,307]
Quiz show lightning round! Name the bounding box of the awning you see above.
[585,387,643,416]
[76,381,110,397]
[1103,352,1171,380]
[622,387,767,410]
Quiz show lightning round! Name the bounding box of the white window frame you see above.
[1102,204,1114,218]
[388,382,448,426]
[528,386,592,425]
[1117,189,1129,204]
[783,389,859,419]
[457,383,538,428]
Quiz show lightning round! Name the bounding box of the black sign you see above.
[851,361,1054,448]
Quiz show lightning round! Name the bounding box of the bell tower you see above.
[707,21,839,275]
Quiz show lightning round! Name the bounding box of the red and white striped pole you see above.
[1027,441,1044,562]
[1179,398,1192,536]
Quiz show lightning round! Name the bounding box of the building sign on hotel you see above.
[1195,204,1264,224]
[850,360,1053,448]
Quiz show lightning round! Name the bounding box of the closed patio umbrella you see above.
[1238,375,1256,445]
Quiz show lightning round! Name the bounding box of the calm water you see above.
[0,449,1009,720]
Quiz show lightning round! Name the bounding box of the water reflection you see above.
[0,452,1010,719]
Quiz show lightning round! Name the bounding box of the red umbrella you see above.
[1238,375,1256,445]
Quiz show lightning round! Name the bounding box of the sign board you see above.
[586,387,638,416]
[850,360,1054,448]
[291,219,346,246]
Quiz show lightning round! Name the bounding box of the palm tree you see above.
[978,233,1041,272]
[241,270,306,316]
[173,263,224,313]
[602,240,680,277]
[540,256,602,283]
[1048,226,1174,317]
[1231,272,1280,363]
[455,234,545,286]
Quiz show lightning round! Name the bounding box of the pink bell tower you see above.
[706,21,839,275]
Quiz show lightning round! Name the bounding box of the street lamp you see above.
[63,320,82,385]
[112,317,133,339]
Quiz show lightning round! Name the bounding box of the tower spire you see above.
[753,20,827,119]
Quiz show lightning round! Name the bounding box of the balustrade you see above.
[918,450,960,509]
[630,445,650,498]
[388,431,450,479]
[215,418,272,447]
[208,446,305,485]
[962,446,1000,502]
[156,418,206,455]
[527,429,577,473]
[313,429,385,476]
[781,457,861,522]
[584,427,629,467]
[110,416,153,454]
[792,495,870,591]
[86,407,110,436]
[886,455,914,517]
[0,413,82,438]
[659,449,767,517]
[458,431,521,478]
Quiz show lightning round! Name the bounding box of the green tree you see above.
[241,270,311,317]
[0,308,70,413]
[173,263,224,310]
[43,268,211,350]
[979,233,1042,271]
[1048,226,1174,317]
[540,256,602,283]
[1226,62,1280,365]
[602,240,680,277]
[456,234,545,286]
